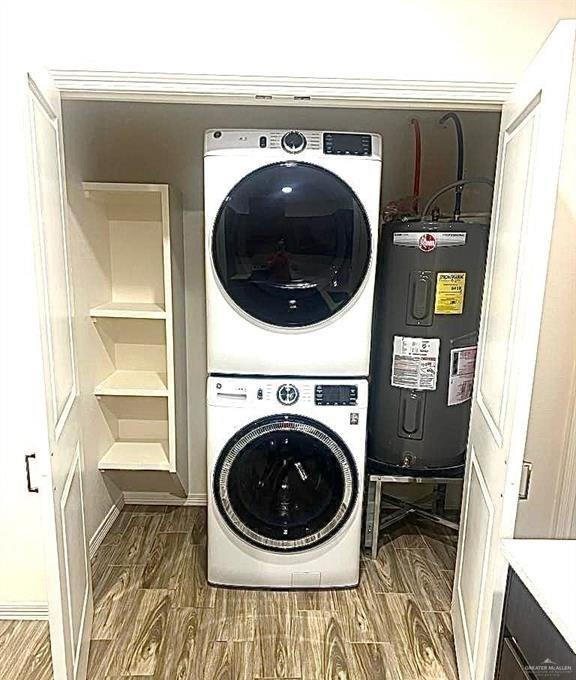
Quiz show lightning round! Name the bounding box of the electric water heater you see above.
[368,219,489,476]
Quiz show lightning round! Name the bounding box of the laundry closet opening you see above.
[61,100,500,528]
[59,102,503,669]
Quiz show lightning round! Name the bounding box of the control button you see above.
[257,388,263,400]
[281,131,307,154]
[277,383,299,405]
[259,135,267,148]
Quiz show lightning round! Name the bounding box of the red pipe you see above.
[411,118,422,213]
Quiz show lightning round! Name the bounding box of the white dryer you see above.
[204,129,382,376]
[207,376,367,588]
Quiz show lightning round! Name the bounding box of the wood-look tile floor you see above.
[0,620,53,680]
[86,505,459,680]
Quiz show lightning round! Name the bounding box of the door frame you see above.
[51,69,512,110]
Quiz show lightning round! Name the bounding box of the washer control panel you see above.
[314,384,358,406]
[208,377,366,408]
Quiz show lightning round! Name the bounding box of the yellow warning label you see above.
[435,273,466,314]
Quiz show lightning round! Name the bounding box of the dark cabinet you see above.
[499,638,532,679]
[495,569,576,679]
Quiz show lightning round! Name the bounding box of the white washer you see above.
[207,376,367,588]
[204,129,382,376]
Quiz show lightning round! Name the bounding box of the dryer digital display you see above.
[211,161,371,328]
[323,132,372,156]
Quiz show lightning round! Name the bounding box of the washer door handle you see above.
[217,392,247,401]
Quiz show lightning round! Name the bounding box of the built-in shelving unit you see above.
[98,442,171,471]
[95,370,168,397]
[96,394,171,471]
[83,183,188,488]
[90,302,166,319]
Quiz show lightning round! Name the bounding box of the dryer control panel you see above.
[204,129,382,160]
[323,132,372,157]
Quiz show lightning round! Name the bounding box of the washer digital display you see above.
[315,384,358,406]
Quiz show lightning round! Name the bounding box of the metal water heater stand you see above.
[364,473,462,559]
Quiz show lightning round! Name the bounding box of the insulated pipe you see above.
[439,113,464,220]
[421,177,494,220]
[410,118,422,213]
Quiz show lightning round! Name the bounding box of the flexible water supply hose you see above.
[410,118,422,213]
[421,177,494,220]
[439,112,465,219]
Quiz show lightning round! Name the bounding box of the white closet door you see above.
[452,20,576,680]
[27,70,93,680]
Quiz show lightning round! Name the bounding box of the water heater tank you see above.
[368,220,489,476]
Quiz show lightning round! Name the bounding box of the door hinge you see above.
[518,461,533,500]
[25,453,39,493]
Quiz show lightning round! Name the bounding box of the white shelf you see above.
[95,370,168,397]
[98,441,170,471]
[84,182,187,488]
[90,302,166,319]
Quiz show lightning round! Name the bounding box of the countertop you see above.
[502,539,576,652]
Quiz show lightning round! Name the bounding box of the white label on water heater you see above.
[447,346,478,406]
[393,232,467,249]
[391,336,440,391]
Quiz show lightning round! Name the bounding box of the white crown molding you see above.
[50,70,511,110]
[0,602,49,620]
[123,491,207,506]
[89,496,125,559]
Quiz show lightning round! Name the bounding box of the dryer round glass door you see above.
[211,162,371,328]
[213,415,358,552]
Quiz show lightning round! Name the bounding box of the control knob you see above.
[281,131,307,154]
[277,383,299,405]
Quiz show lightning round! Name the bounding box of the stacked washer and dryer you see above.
[204,129,382,588]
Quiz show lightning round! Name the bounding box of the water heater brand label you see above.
[447,346,478,405]
[393,232,467,249]
[435,272,466,314]
[391,336,440,391]
[419,233,437,251]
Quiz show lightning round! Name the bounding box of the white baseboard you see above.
[123,492,207,506]
[0,602,49,620]
[89,496,125,559]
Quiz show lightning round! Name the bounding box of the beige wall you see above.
[63,114,125,540]
[61,102,500,215]
[7,1,576,84]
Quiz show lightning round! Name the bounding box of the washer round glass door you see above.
[211,162,371,328]
[214,415,358,552]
